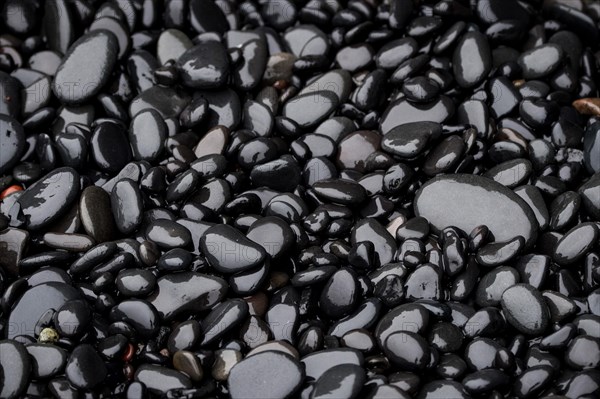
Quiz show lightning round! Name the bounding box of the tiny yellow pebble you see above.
[38,327,59,343]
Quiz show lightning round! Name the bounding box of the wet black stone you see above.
[320,268,359,320]
[189,0,228,34]
[351,218,397,268]
[485,159,532,188]
[476,237,524,267]
[314,179,367,205]
[65,344,107,389]
[517,44,564,80]
[423,135,466,176]
[0,228,28,276]
[375,38,418,70]
[148,272,227,321]
[90,16,131,60]
[565,335,600,369]
[43,0,74,54]
[109,299,159,338]
[312,364,366,399]
[352,70,387,112]
[463,369,510,395]
[195,89,240,129]
[384,331,430,370]
[415,174,538,247]
[226,31,268,91]
[375,303,429,347]
[380,97,454,134]
[513,365,554,398]
[584,121,600,174]
[26,343,67,380]
[405,264,442,301]
[519,98,559,130]
[200,224,267,273]
[42,232,94,252]
[547,3,599,44]
[129,109,166,162]
[90,122,132,173]
[13,167,80,231]
[436,357,468,383]
[453,31,492,88]
[553,222,598,266]
[501,284,550,335]
[475,266,520,307]
[228,351,304,399]
[250,156,302,193]
[243,101,274,137]
[381,122,442,159]
[402,76,440,103]
[146,219,192,249]
[246,216,294,258]
[130,86,191,119]
[0,115,25,175]
[177,41,229,89]
[199,298,249,346]
[0,340,30,399]
[457,100,491,139]
[111,179,143,235]
[428,322,464,353]
[97,334,127,361]
[515,185,549,231]
[70,242,118,275]
[116,268,156,297]
[168,320,201,353]
[282,91,340,130]
[301,348,363,381]
[53,299,91,338]
[53,31,118,104]
[134,364,192,395]
[180,97,208,129]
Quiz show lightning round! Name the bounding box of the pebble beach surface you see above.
[1,0,600,398]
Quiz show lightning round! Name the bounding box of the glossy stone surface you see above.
[111,179,143,235]
[380,97,454,134]
[177,41,229,89]
[312,364,366,399]
[553,222,598,266]
[0,340,30,399]
[148,272,227,321]
[382,122,442,159]
[134,364,192,395]
[228,351,304,399]
[8,282,81,339]
[26,344,67,379]
[13,167,80,230]
[200,224,267,273]
[501,284,550,335]
[384,331,430,370]
[517,44,564,79]
[53,31,118,104]
[0,1,598,397]
[0,115,25,175]
[452,31,491,88]
[65,344,107,389]
[79,186,116,242]
[129,109,166,162]
[414,174,538,247]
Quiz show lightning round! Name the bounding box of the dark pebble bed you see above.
[0,0,600,398]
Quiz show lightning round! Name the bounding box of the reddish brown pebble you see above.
[0,184,23,200]
[573,98,600,116]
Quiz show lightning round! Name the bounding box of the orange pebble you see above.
[0,185,23,200]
